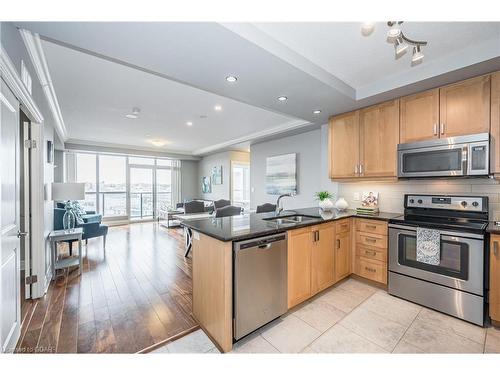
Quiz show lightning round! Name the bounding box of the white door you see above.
[1,78,21,353]
[21,119,31,299]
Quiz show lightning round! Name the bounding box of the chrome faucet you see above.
[276,193,295,215]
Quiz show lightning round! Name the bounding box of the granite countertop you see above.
[487,222,500,234]
[181,207,401,242]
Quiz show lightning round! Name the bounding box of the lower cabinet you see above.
[287,217,388,310]
[354,219,388,285]
[490,235,500,323]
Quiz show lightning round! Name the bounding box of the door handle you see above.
[433,123,438,136]
[354,164,358,175]
[359,164,363,174]
[17,230,28,238]
[258,244,272,250]
[365,237,377,243]
[440,123,445,135]
[316,231,320,242]
[336,239,340,249]
[494,241,499,256]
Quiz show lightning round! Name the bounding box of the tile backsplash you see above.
[337,178,500,220]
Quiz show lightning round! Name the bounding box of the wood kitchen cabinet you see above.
[287,227,313,308]
[311,223,336,294]
[400,89,440,143]
[328,111,359,179]
[287,222,336,308]
[334,219,351,282]
[439,75,490,138]
[490,234,500,325]
[359,99,400,178]
[491,72,500,176]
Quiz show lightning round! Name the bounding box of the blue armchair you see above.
[54,207,108,255]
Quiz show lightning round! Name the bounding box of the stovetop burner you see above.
[389,194,489,234]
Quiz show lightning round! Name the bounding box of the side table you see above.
[49,228,84,280]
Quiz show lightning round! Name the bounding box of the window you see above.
[76,153,97,211]
[231,162,250,211]
[70,152,179,220]
[98,155,126,217]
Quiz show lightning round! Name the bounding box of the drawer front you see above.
[336,219,351,234]
[356,256,387,284]
[356,232,387,249]
[356,245,387,262]
[356,219,387,236]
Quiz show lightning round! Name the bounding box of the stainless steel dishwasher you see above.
[233,233,287,340]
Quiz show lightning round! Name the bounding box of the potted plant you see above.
[315,191,334,211]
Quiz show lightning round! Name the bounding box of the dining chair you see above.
[213,199,231,209]
[256,203,277,213]
[215,205,243,218]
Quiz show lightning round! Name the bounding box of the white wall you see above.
[250,128,338,210]
[180,160,199,201]
[198,150,250,201]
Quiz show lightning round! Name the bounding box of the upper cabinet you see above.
[492,72,500,175]
[400,89,440,143]
[329,111,359,179]
[329,100,399,180]
[439,75,491,138]
[359,100,400,178]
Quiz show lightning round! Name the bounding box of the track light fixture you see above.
[386,21,427,65]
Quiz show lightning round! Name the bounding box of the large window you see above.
[99,155,127,217]
[76,153,97,212]
[72,152,178,220]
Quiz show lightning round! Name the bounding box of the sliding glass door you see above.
[129,167,154,219]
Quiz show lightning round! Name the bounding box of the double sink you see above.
[263,214,321,226]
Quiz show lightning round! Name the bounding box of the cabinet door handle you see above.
[365,237,377,243]
[365,267,376,273]
[354,164,358,175]
[316,231,320,242]
[494,241,499,256]
[365,224,376,230]
[336,239,340,249]
[433,123,438,135]
[359,164,363,174]
[440,123,445,135]
[365,250,377,256]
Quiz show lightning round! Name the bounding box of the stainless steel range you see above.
[388,194,489,326]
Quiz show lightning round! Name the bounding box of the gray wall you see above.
[54,150,64,183]
[250,128,337,210]
[198,151,250,201]
[180,160,199,201]
[2,22,57,290]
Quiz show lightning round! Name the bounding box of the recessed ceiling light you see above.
[214,105,222,111]
[186,121,193,126]
[313,110,322,114]
[277,96,288,102]
[226,75,237,83]
[125,107,140,119]
[150,139,166,147]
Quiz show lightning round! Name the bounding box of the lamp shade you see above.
[51,183,85,201]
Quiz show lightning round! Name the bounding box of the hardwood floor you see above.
[16,222,197,353]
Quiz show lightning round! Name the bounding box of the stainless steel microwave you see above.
[398,133,489,178]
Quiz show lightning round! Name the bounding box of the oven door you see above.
[388,225,484,296]
[398,144,467,177]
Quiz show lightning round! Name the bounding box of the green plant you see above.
[315,191,334,201]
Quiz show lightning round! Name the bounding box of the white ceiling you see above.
[253,22,500,90]
[42,39,302,155]
[14,21,500,156]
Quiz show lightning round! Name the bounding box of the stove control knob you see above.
[472,201,479,207]
[460,201,468,207]
[417,199,423,204]
[409,199,415,204]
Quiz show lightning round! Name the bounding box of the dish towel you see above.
[416,227,441,265]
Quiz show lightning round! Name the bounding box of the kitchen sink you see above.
[264,214,320,225]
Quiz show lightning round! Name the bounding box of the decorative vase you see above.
[335,197,349,211]
[63,202,76,230]
[318,198,334,212]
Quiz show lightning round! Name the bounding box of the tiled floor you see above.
[151,277,500,354]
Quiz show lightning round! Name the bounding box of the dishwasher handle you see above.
[236,233,287,250]
[258,244,272,250]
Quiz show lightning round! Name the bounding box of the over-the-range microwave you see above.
[398,133,489,178]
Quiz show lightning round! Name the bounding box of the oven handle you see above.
[388,224,484,240]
